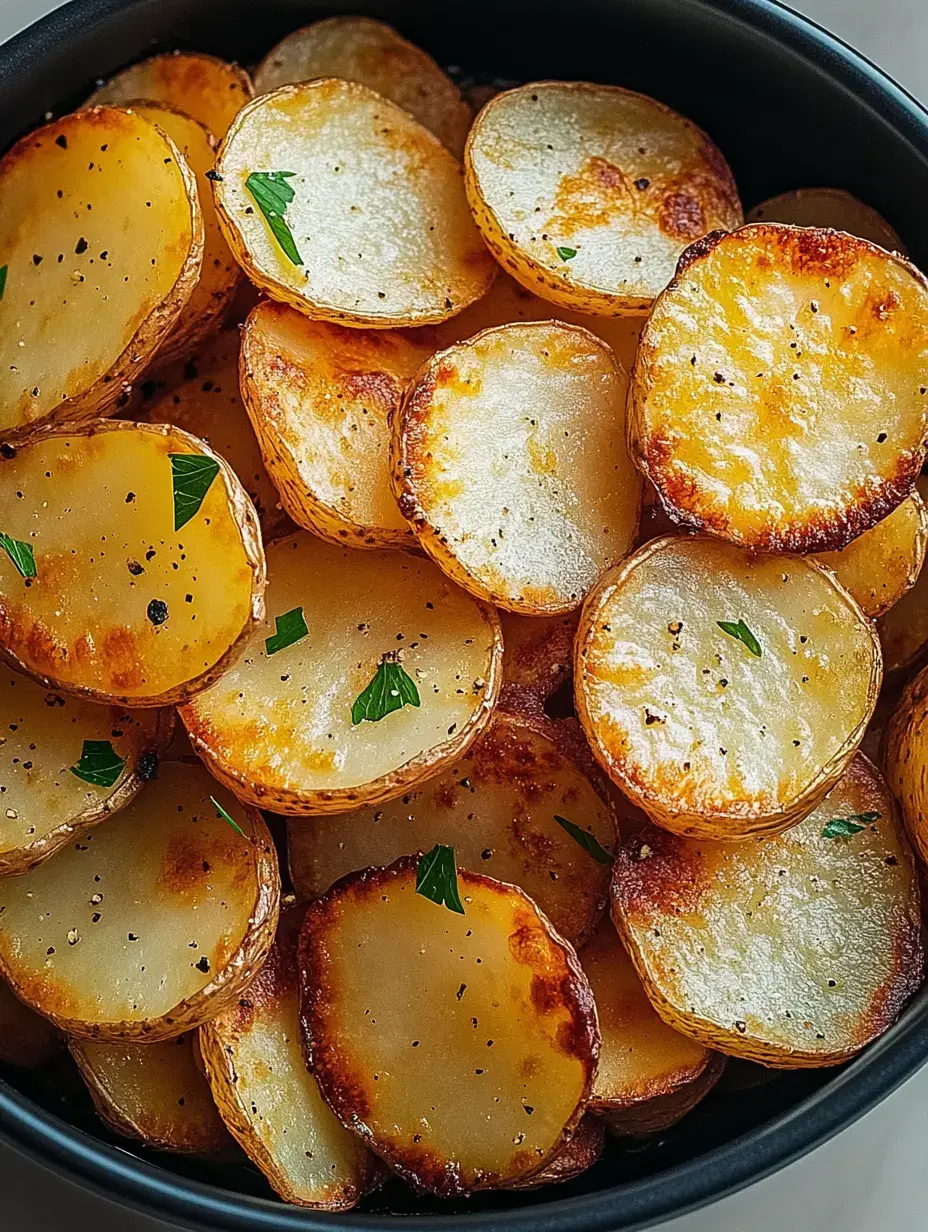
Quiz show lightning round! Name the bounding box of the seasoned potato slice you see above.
[0,978,61,1068]
[395,322,642,614]
[287,709,616,944]
[747,187,905,253]
[214,80,495,328]
[253,17,471,156]
[499,610,579,706]
[70,1032,232,1154]
[0,760,279,1041]
[506,1115,604,1189]
[575,536,881,839]
[0,420,265,707]
[885,662,928,866]
[613,755,922,1067]
[815,490,928,618]
[200,906,382,1207]
[880,475,928,674]
[629,225,928,553]
[87,51,253,138]
[180,532,502,814]
[300,859,598,1194]
[0,668,172,876]
[465,82,741,316]
[0,108,202,440]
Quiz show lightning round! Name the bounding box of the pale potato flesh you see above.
[576,536,881,837]
[0,108,200,437]
[180,533,501,812]
[613,755,922,1066]
[630,225,928,552]
[396,322,642,614]
[215,80,495,327]
[0,978,61,1068]
[885,661,928,866]
[465,82,741,314]
[746,188,905,254]
[254,17,472,156]
[287,710,615,944]
[301,863,597,1194]
[879,475,928,673]
[0,422,262,705]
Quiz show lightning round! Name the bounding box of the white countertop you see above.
[0,0,926,1228]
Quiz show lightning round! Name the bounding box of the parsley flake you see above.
[554,815,614,865]
[352,653,420,724]
[556,246,577,261]
[0,264,7,302]
[416,844,465,914]
[245,172,302,266]
[717,618,762,658]
[265,606,309,656]
[169,453,220,531]
[211,796,247,838]
[821,811,880,839]
[0,532,36,579]
[70,740,125,788]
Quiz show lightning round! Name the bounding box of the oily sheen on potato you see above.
[180,532,502,814]
[0,760,279,1041]
[0,420,265,706]
[299,859,598,1195]
[613,755,922,1067]
[575,536,881,839]
[629,224,928,552]
[465,82,742,315]
[746,187,905,253]
[214,79,496,327]
[0,107,202,439]
[394,322,642,614]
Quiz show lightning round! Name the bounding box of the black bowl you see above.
[2,0,928,1228]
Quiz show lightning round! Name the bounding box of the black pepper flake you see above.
[634,177,650,190]
[75,237,88,255]
[0,444,15,459]
[136,750,159,781]
[195,956,211,973]
[147,599,169,626]
[456,983,466,1000]
[127,560,144,576]
[55,134,68,149]
[205,169,223,182]
[125,491,136,503]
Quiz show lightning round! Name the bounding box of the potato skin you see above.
[597,1052,725,1138]
[505,1115,605,1189]
[885,661,928,866]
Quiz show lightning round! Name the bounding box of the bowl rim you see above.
[1,0,928,1228]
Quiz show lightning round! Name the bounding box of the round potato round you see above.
[879,476,928,675]
[575,536,881,839]
[465,82,742,316]
[299,859,599,1195]
[0,979,61,1069]
[0,107,202,440]
[0,420,265,707]
[506,1116,604,1190]
[394,322,642,615]
[884,661,928,866]
[180,532,502,815]
[746,187,905,253]
[629,224,928,553]
[214,80,496,328]
[254,16,472,156]
[0,760,279,1041]
[612,754,922,1067]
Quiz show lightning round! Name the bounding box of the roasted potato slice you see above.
[180,532,502,814]
[0,107,202,441]
[598,1056,726,1138]
[253,17,471,156]
[214,80,495,328]
[200,905,382,1207]
[0,420,265,707]
[629,225,928,553]
[0,667,172,877]
[70,1032,233,1155]
[300,858,598,1194]
[613,754,922,1067]
[287,709,616,945]
[0,760,279,1041]
[885,661,928,865]
[746,187,906,253]
[499,610,579,707]
[879,475,928,674]
[575,536,881,839]
[394,322,642,615]
[87,51,253,138]
[506,1115,604,1190]
[0,978,61,1068]
[465,82,741,316]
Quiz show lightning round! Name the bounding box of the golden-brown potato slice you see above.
[200,906,382,1207]
[465,82,742,316]
[395,322,642,614]
[300,858,598,1194]
[254,17,471,156]
[180,532,502,814]
[70,1032,233,1155]
[614,754,922,1067]
[0,760,279,1041]
[629,225,928,553]
[815,490,928,618]
[885,661,928,866]
[575,536,881,839]
[746,188,905,253]
[0,420,265,707]
[87,51,253,138]
[598,1056,725,1138]
[0,667,172,876]
[0,107,202,441]
[142,329,290,540]
[214,80,495,328]
[0,978,61,1068]
[499,610,579,706]
[879,475,928,674]
[287,709,616,945]
[506,1115,604,1189]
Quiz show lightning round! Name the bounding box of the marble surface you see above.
[0,0,926,1228]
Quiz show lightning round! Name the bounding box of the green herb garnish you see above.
[556,246,577,261]
[265,606,308,656]
[0,265,7,302]
[211,796,247,838]
[168,453,221,531]
[245,172,302,266]
[821,811,880,839]
[0,532,36,580]
[70,740,126,788]
[717,619,762,658]
[416,844,465,914]
[351,654,420,724]
[554,815,615,865]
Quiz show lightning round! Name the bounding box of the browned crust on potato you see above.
[596,1051,726,1137]
[885,661,928,866]
[505,1114,605,1189]
[498,611,579,709]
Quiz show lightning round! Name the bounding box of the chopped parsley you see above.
[265,606,308,656]
[70,740,125,788]
[211,796,247,838]
[416,844,464,914]
[245,171,302,266]
[0,264,7,302]
[555,246,577,261]
[554,815,614,865]
[0,532,36,579]
[352,654,420,724]
[169,453,220,531]
[821,811,880,839]
[717,618,762,658]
